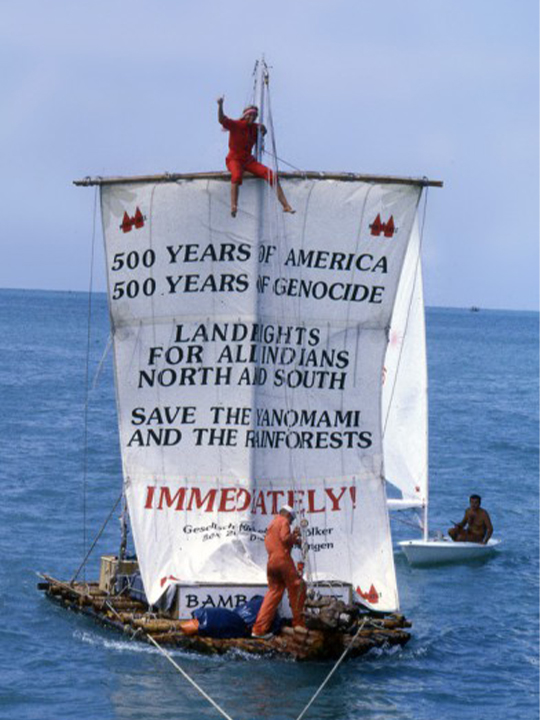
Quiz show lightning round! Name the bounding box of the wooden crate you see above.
[98,556,138,593]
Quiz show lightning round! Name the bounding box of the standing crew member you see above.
[217,97,295,217]
[449,494,493,544]
[252,505,306,639]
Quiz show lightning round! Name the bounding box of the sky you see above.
[1,0,538,311]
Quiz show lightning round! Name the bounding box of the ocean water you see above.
[0,289,538,720]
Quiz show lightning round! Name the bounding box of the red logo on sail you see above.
[356,584,380,604]
[370,214,396,237]
[160,574,180,587]
[120,207,145,233]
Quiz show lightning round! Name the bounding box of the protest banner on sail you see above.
[101,178,421,607]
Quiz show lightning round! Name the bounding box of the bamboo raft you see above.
[38,574,411,661]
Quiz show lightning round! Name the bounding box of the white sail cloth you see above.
[101,177,421,609]
[383,219,428,510]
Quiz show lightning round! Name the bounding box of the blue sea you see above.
[1,289,538,720]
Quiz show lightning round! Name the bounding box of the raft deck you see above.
[38,574,411,661]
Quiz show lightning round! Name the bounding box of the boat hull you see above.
[399,538,500,566]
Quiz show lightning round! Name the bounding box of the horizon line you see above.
[0,286,537,315]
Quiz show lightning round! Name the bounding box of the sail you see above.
[383,219,428,510]
[100,176,422,610]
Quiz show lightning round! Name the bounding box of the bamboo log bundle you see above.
[360,614,411,630]
[48,584,67,597]
[117,612,146,623]
[384,614,412,629]
[163,634,223,655]
[348,636,377,654]
[373,629,411,645]
[304,595,358,632]
[38,575,412,660]
[132,618,185,633]
[92,598,145,612]
[354,626,411,647]
[223,638,270,655]
[70,583,103,596]
[86,587,107,597]
[278,626,333,660]
[108,597,146,607]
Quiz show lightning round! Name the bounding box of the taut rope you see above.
[81,185,99,579]
[294,619,368,720]
[70,492,123,584]
[146,634,236,720]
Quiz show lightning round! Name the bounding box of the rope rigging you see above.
[146,635,236,720]
[145,618,370,720]
[77,185,128,583]
[80,185,99,581]
[254,61,318,592]
[251,59,355,601]
[71,492,123,584]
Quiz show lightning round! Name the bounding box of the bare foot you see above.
[283,206,296,214]
[231,206,237,218]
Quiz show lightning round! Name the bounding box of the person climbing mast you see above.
[217,96,295,217]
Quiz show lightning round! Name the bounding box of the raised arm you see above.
[217,96,225,124]
[279,520,301,550]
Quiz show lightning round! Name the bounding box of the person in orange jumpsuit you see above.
[217,96,295,217]
[252,505,306,639]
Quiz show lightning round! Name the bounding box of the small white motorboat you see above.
[399,536,501,566]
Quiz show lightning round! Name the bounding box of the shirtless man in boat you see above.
[217,96,295,217]
[449,494,493,544]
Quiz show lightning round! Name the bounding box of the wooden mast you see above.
[255,57,266,162]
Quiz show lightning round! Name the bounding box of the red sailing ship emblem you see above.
[356,584,380,604]
[120,206,145,233]
[160,574,180,587]
[370,214,396,238]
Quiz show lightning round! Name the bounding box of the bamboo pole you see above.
[73,171,443,188]
[39,574,87,598]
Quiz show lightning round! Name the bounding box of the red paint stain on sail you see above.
[356,584,380,604]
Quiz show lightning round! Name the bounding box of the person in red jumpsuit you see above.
[252,505,306,639]
[217,97,295,217]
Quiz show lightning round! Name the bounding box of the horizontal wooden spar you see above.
[73,171,443,188]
